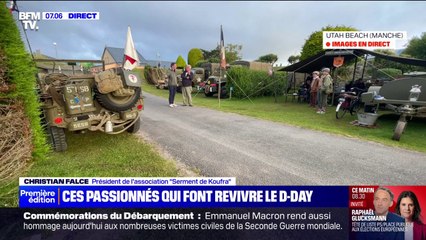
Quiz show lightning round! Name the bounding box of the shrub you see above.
[0,5,48,160]
[376,68,403,79]
[226,67,287,98]
[187,48,204,67]
[176,55,186,69]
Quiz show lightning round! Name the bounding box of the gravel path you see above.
[138,92,426,185]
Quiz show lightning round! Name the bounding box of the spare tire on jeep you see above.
[94,86,141,112]
[94,68,141,112]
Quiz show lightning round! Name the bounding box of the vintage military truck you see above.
[35,59,143,151]
[197,62,227,97]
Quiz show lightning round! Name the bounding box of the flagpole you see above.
[218,25,225,108]
[122,26,129,69]
[219,64,221,108]
[218,26,221,108]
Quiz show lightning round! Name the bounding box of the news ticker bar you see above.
[19,185,346,208]
[19,179,426,211]
[1,208,349,240]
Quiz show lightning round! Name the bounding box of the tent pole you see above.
[361,54,367,79]
[352,55,358,81]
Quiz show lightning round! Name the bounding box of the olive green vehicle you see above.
[35,59,143,151]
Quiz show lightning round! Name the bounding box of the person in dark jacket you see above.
[181,65,193,106]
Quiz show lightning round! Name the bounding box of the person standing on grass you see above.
[310,71,320,107]
[167,62,178,108]
[317,68,332,114]
[181,65,193,106]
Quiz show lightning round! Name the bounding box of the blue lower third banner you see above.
[19,186,348,208]
[9,185,426,239]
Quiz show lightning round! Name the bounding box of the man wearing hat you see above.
[317,68,333,114]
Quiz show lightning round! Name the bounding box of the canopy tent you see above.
[279,49,426,102]
[278,49,426,74]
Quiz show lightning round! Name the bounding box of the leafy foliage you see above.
[187,48,204,67]
[373,50,416,74]
[143,65,151,81]
[403,32,426,60]
[374,68,403,79]
[0,5,48,159]
[225,44,243,63]
[300,25,358,60]
[287,55,300,64]
[257,54,278,64]
[201,48,219,62]
[201,44,243,63]
[226,67,287,98]
[175,55,187,69]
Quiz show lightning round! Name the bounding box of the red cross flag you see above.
[123,26,139,70]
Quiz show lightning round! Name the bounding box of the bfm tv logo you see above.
[19,12,40,30]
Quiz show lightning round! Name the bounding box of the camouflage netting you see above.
[0,103,32,183]
[144,66,167,85]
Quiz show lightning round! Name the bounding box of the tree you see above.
[187,48,204,67]
[257,54,278,64]
[175,55,187,69]
[225,44,243,63]
[403,32,426,60]
[300,25,358,61]
[82,62,94,70]
[201,48,219,62]
[373,49,416,74]
[201,43,243,63]
[287,55,300,64]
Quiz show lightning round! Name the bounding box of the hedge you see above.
[0,5,49,160]
[226,67,287,99]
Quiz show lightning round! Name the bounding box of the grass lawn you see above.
[143,82,426,153]
[0,131,178,207]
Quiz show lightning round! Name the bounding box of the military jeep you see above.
[35,59,143,151]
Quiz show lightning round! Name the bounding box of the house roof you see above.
[103,46,147,64]
[102,46,174,67]
[278,49,426,73]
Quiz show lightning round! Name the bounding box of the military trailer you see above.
[198,62,221,78]
[362,76,426,141]
[143,67,168,89]
[35,59,143,151]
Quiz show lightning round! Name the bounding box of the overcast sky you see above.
[14,1,426,66]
